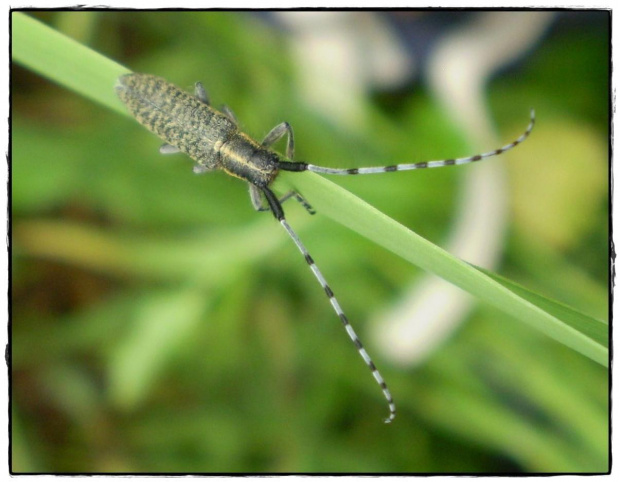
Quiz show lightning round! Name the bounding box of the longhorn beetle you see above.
[116,73,535,423]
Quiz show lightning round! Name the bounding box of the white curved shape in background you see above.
[374,12,554,366]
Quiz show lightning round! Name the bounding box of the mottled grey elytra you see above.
[116,72,535,423]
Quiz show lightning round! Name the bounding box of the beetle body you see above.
[115,73,280,188]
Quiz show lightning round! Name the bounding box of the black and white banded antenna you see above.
[279,109,535,176]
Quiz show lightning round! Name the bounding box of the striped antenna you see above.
[304,110,535,176]
[280,218,396,423]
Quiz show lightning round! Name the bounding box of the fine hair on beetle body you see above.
[116,72,535,424]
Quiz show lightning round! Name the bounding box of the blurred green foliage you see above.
[12,11,609,473]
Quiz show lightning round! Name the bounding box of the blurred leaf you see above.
[509,116,607,249]
[108,289,209,409]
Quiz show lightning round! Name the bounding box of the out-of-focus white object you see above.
[274,12,413,128]
[374,12,554,366]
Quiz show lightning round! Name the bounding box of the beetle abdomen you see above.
[116,73,236,167]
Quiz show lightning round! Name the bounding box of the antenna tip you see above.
[384,413,396,424]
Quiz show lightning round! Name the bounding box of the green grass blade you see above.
[277,172,608,367]
[12,12,608,367]
[12,12,129,114]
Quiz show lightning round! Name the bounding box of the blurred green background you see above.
[11,11,609,473]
